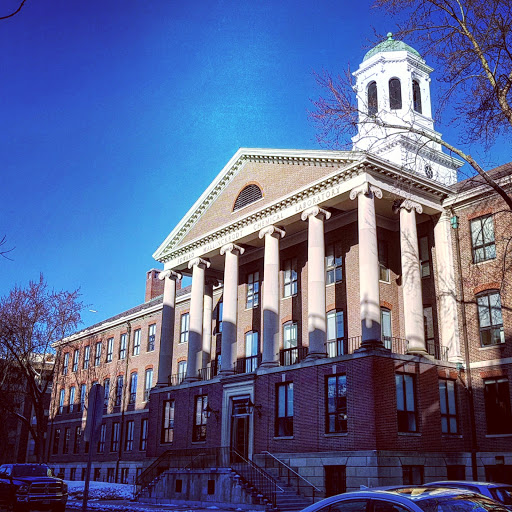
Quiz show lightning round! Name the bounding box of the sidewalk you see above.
[67,498,263,512]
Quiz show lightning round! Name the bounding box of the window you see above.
[72,349,79,372]
[94,341,102,366]
[412,79,422,113]
[97,424,106,453]
[389,78,402,109]
[326,374,347,433]
[103,378,110,408]
[477,291,504,346]
[439,379,458,434]
[115,376,124,407]
[162,400,175,444]
[111,422,120,452]
[381,308,392,349]
[327,310,344,357]
[83,346,90,369]
[396,374,417,432]
[73,427,81,454]
[144,368,153,402]
[283,258,297,297]
[193,395,208,442]
[246,272,260,309]
[216,300,223,333]
[129,372,138,404]
[80,384,87,412]
[326,243,343,284]
[180,313,190,344]
[419,236,431,277]
[93,468,101,481]
[140,418,148,451]
[424,306,435,349]
[63,428,70,454]
[177,360,187,384]
[276,382,293,437]
[120,468,129,484]
[245,331,259,372]
[62,353,69,375]
[125,420,134,451]
[147,324,156,352]
[378,239,390,282]
[484,378,512,434]
[403,465,424,485]
[233,184,263,211]
[367,80,378,115]
[69,386,76,413]
[52,428,60,454]
[119,334,127,359]
[58,389,65,414]
[283,322,298,349]
[70,468,76,481]
[471,215,496,263]
[106,337,114,362]
[133,329,141,356]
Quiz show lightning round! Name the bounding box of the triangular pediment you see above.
[153,148,357,263]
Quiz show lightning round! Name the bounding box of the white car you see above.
[426,481,512,510]
[300,487,508,512]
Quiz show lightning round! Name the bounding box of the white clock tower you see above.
[352,33,463,185]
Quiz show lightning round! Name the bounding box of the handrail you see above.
[262,451,321,492]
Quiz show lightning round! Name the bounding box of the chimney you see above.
[145,269,182,302]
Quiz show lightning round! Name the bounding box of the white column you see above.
[259,226,285,367]
[219,243,245,375]
[434,211,462,362]
[350,182,383,348]
[301,206,331,358]
[201,280,215,372]
[185,257,210,382]
[399,200,427,355]
[156,270,182,387]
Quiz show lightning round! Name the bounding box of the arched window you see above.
[389,78,402,110]
[233,184,263,211]
[412,79,422,113]
[367,81,378,115]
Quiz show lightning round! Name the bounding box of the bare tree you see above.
[0,275,84,461]
[310,0,512,210]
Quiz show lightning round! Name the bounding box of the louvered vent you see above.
[233,184,263,211]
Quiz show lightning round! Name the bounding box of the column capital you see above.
[220,243,245,256]
[158,269,182,282]
[188,257,211,270]
[395,199,423,215]
[258,225,285,240]
[300,206,331,222]
[349,182,382,201]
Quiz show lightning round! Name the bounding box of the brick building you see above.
[48,36,512,497]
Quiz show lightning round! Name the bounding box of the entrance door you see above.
[325,465,346,497]
[231,398,251,459]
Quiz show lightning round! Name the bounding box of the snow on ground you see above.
[65,480,135,500]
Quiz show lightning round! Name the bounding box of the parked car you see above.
[426,481,512,510]
[300,486,508,512]
[0,463,68,512]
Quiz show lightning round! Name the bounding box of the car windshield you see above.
[416,494,509,512]
[490,488,512,505]
[12,465,50,478]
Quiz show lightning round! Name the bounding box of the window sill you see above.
[478,343,505,350]
[379,280,390,285]
[398,432,421,436]
[326,281,342,287]
[441,433,463,438]
[273,436,294,440]
[244,306,260,312]
[191,440,207,444]
[485,433,512,438]
[324,432,348,437]
[281,295,297,301]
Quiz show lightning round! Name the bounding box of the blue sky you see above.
[1,0,510,329]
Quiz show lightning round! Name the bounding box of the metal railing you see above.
[136,447,280,508]
[279,346,308,366]
[259,451,323,502]
[325,337,362,357]
[427,341,449,361]
[234,354,261,374]
[383,336,408,354]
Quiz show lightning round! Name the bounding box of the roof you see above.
[363,33,421,61]
[451,161,512,193]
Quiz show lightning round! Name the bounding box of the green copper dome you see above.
[363,33,421,61]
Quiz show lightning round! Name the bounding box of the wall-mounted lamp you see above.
[450,215,459,229]
[205,404,219,419]
[247,400,262,416]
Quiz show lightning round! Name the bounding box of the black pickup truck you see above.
[0,464,68,512]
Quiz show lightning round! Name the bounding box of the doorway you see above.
[230,397,251,459]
